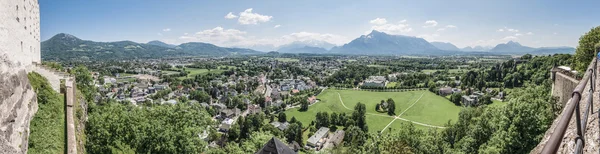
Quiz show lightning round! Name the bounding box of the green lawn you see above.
[367,64,388,68]
[176,68,226,79]
[421,69,466,74]
[386,82,397,88]
[285,89,461,133]
[275,58,300,62]
[489,100,507,107]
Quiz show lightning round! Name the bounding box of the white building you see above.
[362,76,387,87]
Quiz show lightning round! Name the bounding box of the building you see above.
[438,87,453,96]
[362,76,387,87]
[219,118,235,132]
[307,127,330,149]
[1,0,41,153]
[248,104,262,114]
[255,137,297,154]
[328,130,345,147]
[462,94,480,106]
[270,121,290,131]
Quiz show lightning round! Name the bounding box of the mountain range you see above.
[41,33,262,61]
[41,32,576,61]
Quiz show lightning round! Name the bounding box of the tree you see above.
[299,98,309,111]
[352,102,368,132]
[574,26,600,72]
[315,112,330,128]
[386,98,396,116]
[278,112,287,123]
[285,123,303,146]
[450,93,462,106]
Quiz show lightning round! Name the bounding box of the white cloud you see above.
[179,27,248,46]
[162,28,171,32]
[224,12,238,19]
[369,18,388,25]
[183,33,189,35]
[553,32,558,35]
[157,33,163,36]
[369,19,412,34]
[281,32,349,45]
[238,8,272,25]
[274,25,281,28]
[507,28,519,32]
[515,33,522,36]
[526,32,533,35]
[437,25,457,31]
[399,19,407,23]
[497,29,505,32]
[502,36,518,40]
[423,20,438,28]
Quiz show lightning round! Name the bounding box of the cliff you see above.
[0,59,38,154]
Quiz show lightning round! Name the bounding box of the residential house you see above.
[438,87,453,96]
[248,104,262,114]
[328,130,345,148]
[307,127,330,149]
[270,121,290,131]
[255,137,297,154]
[219,118,235,132]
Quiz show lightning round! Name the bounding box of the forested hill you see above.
[41,33,263,61]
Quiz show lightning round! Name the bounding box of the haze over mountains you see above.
[41,31,575,60]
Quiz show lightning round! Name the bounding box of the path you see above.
[336,92,446,129]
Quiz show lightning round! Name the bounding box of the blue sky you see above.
[40,0,600,49]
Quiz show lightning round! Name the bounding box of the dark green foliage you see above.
[27,72,65,154]
[386,98,396,116]
[86,101,214,153]
[278,112,287,123]
[574,26,600,72]
[450,93,462,106]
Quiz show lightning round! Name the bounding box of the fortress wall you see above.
[0,0,40,153]
[0,0,41,66]
[552,72,579,106]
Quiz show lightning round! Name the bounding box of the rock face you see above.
[0,0,41,153]
[0,61,38,154]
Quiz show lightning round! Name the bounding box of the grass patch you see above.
[386,82,397,88]
[27,72,66,154]
[275,58,300,62]
[285,89,460,133]
[367,64,388,68]
[176,67,226,80]
[489,100,507,107]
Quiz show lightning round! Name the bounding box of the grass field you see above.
[386,82,397,88]
[285,89,461,133]
[176,68,226,79]
[275,58,300,62]
[367,64,388,68]
[421,69,466,74]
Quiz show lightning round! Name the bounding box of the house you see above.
[328,130,345,147]
[462,95,480,106]
[219,118,235,132]
[362,76,387,87]
[220,108,241,119]
[307,127,330,149]
[270,121,290,131]
[438,87,453,96]
[248,104,262,114]
[307,96,317,104]
[452,88,462,94]
[255,137,297,154]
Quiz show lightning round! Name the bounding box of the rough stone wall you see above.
[552,72,579,106]
[0,0,41,153]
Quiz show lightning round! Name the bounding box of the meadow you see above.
[285,89,461,133]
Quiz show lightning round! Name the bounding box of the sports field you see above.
[284,89,461,133]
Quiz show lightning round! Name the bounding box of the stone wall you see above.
[0,0,41,153]
[551,71,580,106]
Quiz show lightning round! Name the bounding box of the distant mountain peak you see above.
[50,33,81,42]
[147,40,176,48]
[506,41,521,46]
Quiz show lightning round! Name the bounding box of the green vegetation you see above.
[177,67,226,79]
[574,26,600,72]
[86,101,214,153]
[285,89,460,133]
[385,82,397,88]
[27,72,65,154]
[275,58,300,62]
